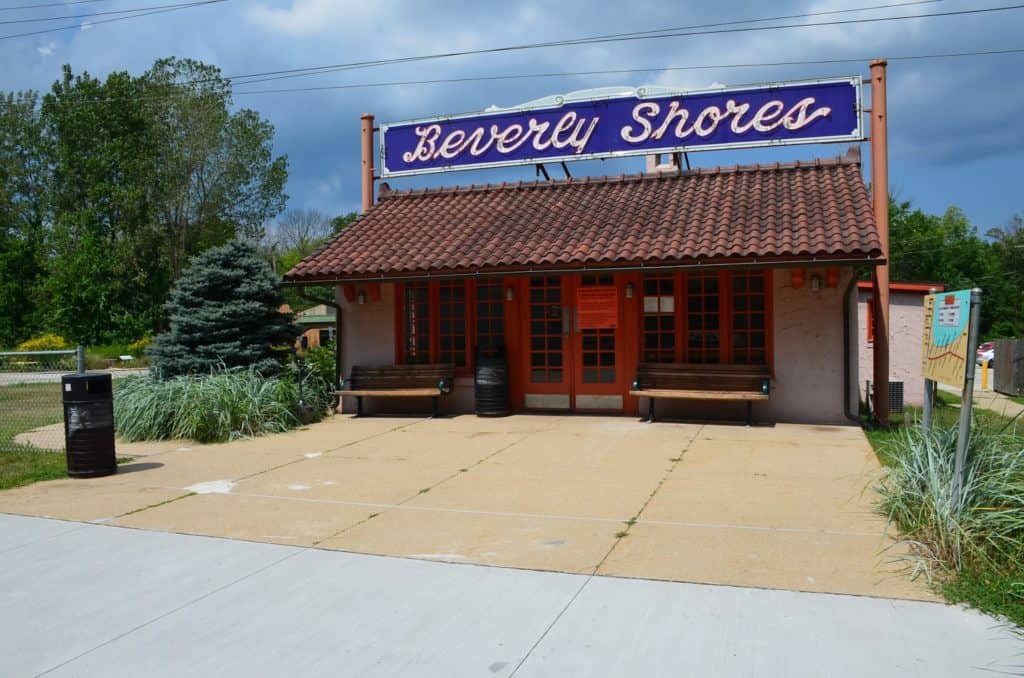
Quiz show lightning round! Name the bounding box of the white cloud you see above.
[36,42,57,57]
[245,0,380,37]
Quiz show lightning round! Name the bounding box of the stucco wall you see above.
[338,268,858,424]
[336,283,474,415]
[857,290,927,406]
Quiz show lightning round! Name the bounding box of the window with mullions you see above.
[580,274,615,383]
[528,276,563,383]
[686,271,721,363]
[642,274,675,362]
[438,281,467,367]
[476,280,505,350]
[731,271,768,365]
[403,282,430,364]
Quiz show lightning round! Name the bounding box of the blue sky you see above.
[4,0,1023,232]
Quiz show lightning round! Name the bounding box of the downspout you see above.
[842,272,861,424]
[297,286,343,389]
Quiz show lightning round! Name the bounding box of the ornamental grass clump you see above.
[115,365,331,443]
[875,421,1024,580]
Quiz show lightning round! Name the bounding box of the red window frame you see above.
[639,269,773,369]
[438,280,468,368]
[396,279,481,376]
[641,273,676,362]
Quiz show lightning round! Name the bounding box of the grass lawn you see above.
[0,382,68,490]
[865,392,1023,628]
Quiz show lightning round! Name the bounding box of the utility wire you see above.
[230,48,1024,96]
[43,46,1024,107]
[0,0,108,11]
[0,0,224,40]
[221,2,1020,87]
[0,0,228,25]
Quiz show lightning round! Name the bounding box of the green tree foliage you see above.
[0,91,48,346]
[885,199,1021,340]
[985,216,1024,338]
[0,58,288,346]
[149,240,297,377]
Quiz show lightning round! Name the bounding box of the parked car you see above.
[976,341,995,365]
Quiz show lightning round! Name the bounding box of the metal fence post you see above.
[76,345,86,374]
[952,288,982,504]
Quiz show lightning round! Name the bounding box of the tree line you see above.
[1,57,1020,347]
[886,200,1023,340]
[0,57,289,347]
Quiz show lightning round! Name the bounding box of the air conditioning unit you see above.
[865,380,905,415]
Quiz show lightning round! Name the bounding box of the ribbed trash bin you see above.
[62,373,117,478]
[474,345,509,417]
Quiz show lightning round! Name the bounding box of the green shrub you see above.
[16,334,71,351]
[875,422,1024,578]
[127,336,152,354]
[114,366,332,443]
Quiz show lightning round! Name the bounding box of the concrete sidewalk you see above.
[0,415,928,600]
[1,514,1019,677]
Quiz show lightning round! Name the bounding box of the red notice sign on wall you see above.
[577,286,618,329]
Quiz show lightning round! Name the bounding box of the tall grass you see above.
[876,420,1024,580]
[115,365,333,443]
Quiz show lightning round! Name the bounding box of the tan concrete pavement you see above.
[0,414,932,600]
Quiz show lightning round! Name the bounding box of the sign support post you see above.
[921,286,939,437]
[952,288,983,502]
[870,59,891,427]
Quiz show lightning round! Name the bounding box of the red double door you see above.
[519,273,635,413]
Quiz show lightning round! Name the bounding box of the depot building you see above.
[285,73,893,425]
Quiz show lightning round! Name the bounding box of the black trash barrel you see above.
[474,345,509,417]
[62,373,116,478]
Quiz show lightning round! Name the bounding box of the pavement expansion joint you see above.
[592,423,705,574]
[310,431,535,545]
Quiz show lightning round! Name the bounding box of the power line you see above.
[0,0,109,11]
[0,0,228,25]
[227,48,1024,96]
[0,0,224,40]
[222,2,1021,87]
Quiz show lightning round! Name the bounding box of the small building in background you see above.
[295,304,336,349]
[857,282,944,408]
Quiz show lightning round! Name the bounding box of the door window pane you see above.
[438,280,467,367]
[642,274,675,362]
[685,272,721,364]
[528,276,563,383]
[403,282,430,364]
[731,271,768,365]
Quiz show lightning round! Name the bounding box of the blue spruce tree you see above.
[149,240,297,376]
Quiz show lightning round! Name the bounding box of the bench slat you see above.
[337,388,440,397]
[629,389,769,401]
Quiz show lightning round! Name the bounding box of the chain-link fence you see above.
[0,349,78,452]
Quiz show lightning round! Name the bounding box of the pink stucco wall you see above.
[336,267,860,424]
[336,283,474,415]
[643,267,858,425]
[857,290,928,406]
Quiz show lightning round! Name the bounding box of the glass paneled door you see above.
[572,274,622,411]
[526,275,570,410]
[523,274,624,412]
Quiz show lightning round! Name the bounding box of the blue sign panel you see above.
[381,78,862,178]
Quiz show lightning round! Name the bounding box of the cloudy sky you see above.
[4,0,1022,232]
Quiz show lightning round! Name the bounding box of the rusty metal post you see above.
[361,113,375,213]
[870,59,890,427]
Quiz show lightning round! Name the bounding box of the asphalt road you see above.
[1,514,1020,677]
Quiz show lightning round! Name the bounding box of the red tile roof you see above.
[286,148,881,283]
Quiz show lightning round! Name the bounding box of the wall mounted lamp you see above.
[809,274,823,292]
[356,290,367,305]
[625,282,635,299]
[505,286,515,301]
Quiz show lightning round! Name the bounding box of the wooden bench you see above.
[630,363,771,425]
[337,364,455,417]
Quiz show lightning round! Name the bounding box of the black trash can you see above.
[62,373,117,478]
[474,345,509,417]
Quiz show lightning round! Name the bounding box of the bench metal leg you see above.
[647,397,655,423]
[356,396,363,417]
[746,401,752,427]
[431,396,439,418]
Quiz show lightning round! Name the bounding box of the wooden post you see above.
[870,59,891,427]
[361,113,375,213]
